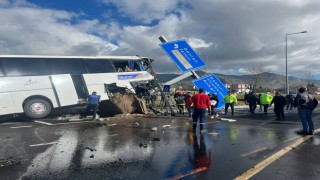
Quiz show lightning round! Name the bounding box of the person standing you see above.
[285,92,294,110]
[247,91,258,114]
[185,93,194,118]
[84,91,101,119]
[223,91,237,116]
[260,92,273,114]
[191,88,211,133]
[270,92,286,120]
[210,94,219,118]
[294,87,318,135]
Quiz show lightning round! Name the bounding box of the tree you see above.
[301,72,315,86]
[246,64,269,92]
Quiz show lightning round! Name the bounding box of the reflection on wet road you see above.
[7,114,306,179]
[1,110,319,179]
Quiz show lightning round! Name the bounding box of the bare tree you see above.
[301,72,315,86]
[246,64,269,91]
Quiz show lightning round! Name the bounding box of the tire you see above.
[23,98,52,119]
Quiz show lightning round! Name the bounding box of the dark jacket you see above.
[247,93,258,103]
[270,95,286,107]
[285,94,294,103]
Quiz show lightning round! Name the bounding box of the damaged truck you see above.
[0,55,156,119]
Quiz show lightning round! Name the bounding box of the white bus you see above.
[0,55,155,119]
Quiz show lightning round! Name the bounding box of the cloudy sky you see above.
[1,0,320,79]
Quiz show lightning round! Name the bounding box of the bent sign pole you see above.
[158,36,201,85]
[145,58,175,116]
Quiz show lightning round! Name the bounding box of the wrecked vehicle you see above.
[0,55,155,119]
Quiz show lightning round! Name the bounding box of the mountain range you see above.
[155,71,320,89]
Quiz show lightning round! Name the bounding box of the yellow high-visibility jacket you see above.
[223,94,237,104]
[260,93,273,105]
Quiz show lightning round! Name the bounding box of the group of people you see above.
[245,91,297,118]
[174,92,220,118]
[83,86,318,136]
[190,87,318,136]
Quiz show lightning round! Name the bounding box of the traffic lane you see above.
[252,134,320,180]
[1,109,318,178]
[1,116,311,179]
[0,120,68,180]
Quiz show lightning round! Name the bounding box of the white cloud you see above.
[99,0,181,24]
[187,38,213,49]
[0,3,118,56]
[1,0,320,79]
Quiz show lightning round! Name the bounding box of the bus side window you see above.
[2,58,50,76]
[113,61,129,72]
[84,59,115,73]
[50,59,87,75]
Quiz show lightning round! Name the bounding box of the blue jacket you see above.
[88,95,100,105]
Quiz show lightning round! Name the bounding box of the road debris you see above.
[162,125,171,128]
[85,147,97,152]
[220,118,237,122]
[139,143,148,148]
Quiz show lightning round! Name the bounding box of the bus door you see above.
[50,74,79,106]
[71,75,88,99]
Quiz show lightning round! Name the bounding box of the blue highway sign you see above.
[192,74,228,109]
[163,85,170,92]
[159,39,207,73]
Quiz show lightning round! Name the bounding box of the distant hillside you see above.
[155,71,320,89]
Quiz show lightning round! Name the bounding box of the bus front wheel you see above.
[23,99,52,119]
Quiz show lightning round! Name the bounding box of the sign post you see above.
[163,85,170,92]
[192,74,228,109]
[159,39,207,73]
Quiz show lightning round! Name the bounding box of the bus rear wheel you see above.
[23,99,52,119]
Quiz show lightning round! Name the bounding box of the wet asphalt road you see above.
[0,107,320,180]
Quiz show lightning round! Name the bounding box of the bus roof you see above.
[0,55,153,61]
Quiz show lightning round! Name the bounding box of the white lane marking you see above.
[235,132,316,180]
[34,120,93,126]
[241,147,268,157]
[10,125,33,129]
[34,121,53,125]
[29,142,58,147]
[52,121,93,125]
[0,123,16,126]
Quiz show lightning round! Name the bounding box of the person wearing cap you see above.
[84,91,101,119]
[294,87,318,135]
[223,91,237,116]
[191,88,211,133]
